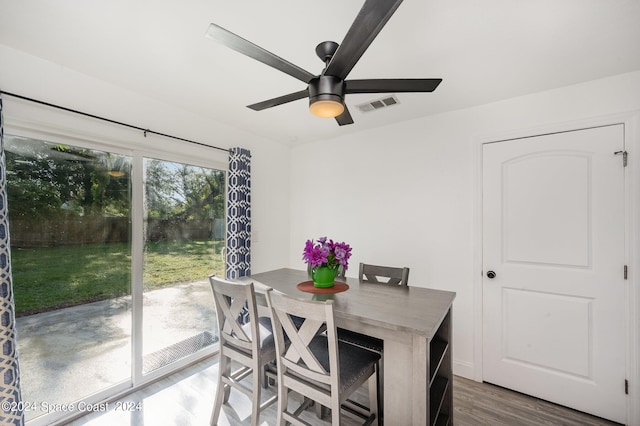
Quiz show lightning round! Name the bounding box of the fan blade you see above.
[206,24,316,84]
[247,89,309,111]
[324,0,403,80]
[345,78,442,94]
[335,106,354,126]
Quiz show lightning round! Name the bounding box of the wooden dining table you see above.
[243,268,456,425]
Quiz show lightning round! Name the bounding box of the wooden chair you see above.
[359,262,409,286]
[266,289,380,425]
[209,276,277,426]
[338,262,410,419]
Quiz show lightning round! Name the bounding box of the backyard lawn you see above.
[11,239,225,316]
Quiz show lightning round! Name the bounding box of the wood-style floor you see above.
[68,355,621,426]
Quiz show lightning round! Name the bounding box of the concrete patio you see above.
[15,280,217,423]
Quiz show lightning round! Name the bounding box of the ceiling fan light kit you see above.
[207,0,441,126]
[309,99,345,118]
[308,75,345,118]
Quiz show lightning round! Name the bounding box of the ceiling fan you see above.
[206,0,442,126]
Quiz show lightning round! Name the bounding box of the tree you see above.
[144,159,225,222]
[6,136,225,243]
[6,138,131,219]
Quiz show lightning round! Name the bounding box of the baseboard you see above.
[453,360,475,380]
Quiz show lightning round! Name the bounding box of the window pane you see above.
[7,136,132,422]
[142,158,224,374]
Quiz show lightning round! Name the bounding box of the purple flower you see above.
[302,239,328,268]
[333,242,352,268]
[302,237,351,270]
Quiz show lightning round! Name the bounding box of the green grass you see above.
[11,240,225,316]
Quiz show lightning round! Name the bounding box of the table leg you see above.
[381,336,428,425]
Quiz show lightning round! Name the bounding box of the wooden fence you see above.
[10,216,224,247]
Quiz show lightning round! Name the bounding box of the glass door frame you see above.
[131,150,227,387]
[4,112,227,425]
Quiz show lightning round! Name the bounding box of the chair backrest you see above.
[266,289,339,390]
[209,276,261,355]
[359,262,410,286]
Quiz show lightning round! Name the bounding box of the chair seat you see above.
[307,335,381,393]
[245,316,276,349]
[337,328,383,353]
[227,317,276,355]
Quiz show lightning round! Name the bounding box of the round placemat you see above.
[296,280,349,294]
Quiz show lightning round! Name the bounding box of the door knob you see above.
[486,270,496,279]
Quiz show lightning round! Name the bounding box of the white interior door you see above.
[482,124,627,423]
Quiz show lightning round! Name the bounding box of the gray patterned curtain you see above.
[226,147,251,280]
[0,97,25,425]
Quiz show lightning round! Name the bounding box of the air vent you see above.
[356,95,400,113]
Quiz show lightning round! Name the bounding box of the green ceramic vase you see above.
[311,265,338,288]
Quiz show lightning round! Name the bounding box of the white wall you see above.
[289,70,640,378]
[4,41,639,404]
[0,44,292,273]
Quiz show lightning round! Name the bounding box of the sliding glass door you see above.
[141,158,224,374]
[6,135,225,424]
[6,136,133,422]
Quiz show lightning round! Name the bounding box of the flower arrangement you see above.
[302,236,352,270]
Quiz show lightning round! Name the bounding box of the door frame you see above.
[472,111,640,425]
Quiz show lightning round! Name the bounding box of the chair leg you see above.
[262,364,269,389]
[211,355,229,425]
[221,356,232,404]
[331,401,340,425]
[315,400,324,419]
[251,368,262,426]
[276,381,288,426]
[210,384,225,426]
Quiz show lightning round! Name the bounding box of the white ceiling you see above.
[1,0,639,145]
